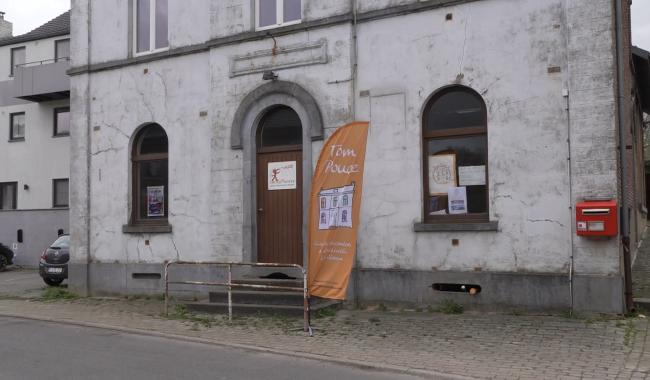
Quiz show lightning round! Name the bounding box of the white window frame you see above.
[133,0,169,56]
[255,0,302,31]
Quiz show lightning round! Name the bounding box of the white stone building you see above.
[0,11,70,266]
[69,0,650,313]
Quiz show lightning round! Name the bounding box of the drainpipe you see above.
[83,0,93,296]
[561,2,575,314]
[350,0,360,307]
[351,0,358,119]
[614,0,634,313]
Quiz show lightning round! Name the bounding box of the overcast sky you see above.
[0,0,648,50]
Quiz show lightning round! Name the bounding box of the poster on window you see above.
[147,186,165,217]
[268,161,297,190]
[458,165,486,186]
[447,187,468,214]
[428,153,457,195]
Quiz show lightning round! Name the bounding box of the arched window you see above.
[256,105,302,149]
[131,124,169,224]
[422,87,488,222]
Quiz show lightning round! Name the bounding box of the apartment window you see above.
[9,112,25,141]
[52,179,69,208]
[53,107,70,136]
[10,46,25,76]
[0,182,17,210]
[256,0,301,30]
[131,124,168,224]
[134,0,168,54]
[422,86,488,223]
[55,39,70,62]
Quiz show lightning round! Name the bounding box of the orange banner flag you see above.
[308,121,370,300]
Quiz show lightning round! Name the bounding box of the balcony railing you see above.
[13,57,70,102]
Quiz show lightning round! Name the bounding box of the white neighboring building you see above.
[0,11,70,266]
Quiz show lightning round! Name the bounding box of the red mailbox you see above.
[576,200,618,237]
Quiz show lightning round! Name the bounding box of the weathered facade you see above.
[0,12,70,266]
[69,0,650,313]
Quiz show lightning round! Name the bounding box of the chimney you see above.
[0,12,13,39]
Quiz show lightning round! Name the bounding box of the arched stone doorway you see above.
[230,81,323,265]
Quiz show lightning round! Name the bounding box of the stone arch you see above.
[230,81,323,149]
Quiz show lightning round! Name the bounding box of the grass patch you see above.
[438,299,463,314]
[164,304,218,328]
[41,287,79,301]
[624,320,638,347]
[314,306,338,319]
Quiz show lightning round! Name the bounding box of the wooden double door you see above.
[256,148,303,265]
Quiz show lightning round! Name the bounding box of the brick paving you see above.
[633,228,650,301]
[0,292,647,379]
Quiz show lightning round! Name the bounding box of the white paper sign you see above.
[268,161,297,190]
[448,187,468,214]
[428,154,457,195]
[458,166,486,186]
[11,243,17,251]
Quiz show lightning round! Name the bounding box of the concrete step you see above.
[230,278,304,291]
[209,290,305,306]
[184,298,341,317]
[185,302,306,317]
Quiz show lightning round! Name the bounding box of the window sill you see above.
[256,19,302,32]
[8,138,25,143]
[413,221,499,232]
[133,46,170,58]
[52,133,70,138]
[122,224,172,234]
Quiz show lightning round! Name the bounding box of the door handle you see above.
[257,208,264,212]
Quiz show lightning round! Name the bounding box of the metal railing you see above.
[15,57,70,68]
[164,261,311,332]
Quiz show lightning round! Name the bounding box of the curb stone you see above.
[0,311,473,380]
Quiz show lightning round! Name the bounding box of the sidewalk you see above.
[0,285,648,379]
[633,226,650,307]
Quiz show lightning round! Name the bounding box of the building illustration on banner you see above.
[318,183,355,230]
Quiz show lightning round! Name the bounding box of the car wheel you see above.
[43,278,63,286]
[0,255,7,272]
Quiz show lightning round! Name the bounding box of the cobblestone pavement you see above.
[633,229,650,301]
[0,290,647,380]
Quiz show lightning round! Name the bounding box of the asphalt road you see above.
[0,317,431,380]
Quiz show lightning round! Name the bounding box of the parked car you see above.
[0,243,14,272]
[39,235,69,286]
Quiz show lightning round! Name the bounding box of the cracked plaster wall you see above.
[355,0,619,276]
[70,0,623,285]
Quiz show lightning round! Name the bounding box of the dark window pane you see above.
[425,90,485,132]
[10,47,25,76]
[55,109,70,135]
[426,135,487,214]
[55,39,70,61]
[283,0,301,22]
[0,183,16,210]
[257,106,302,148]
[54,179,69,207]
[136,0,151,52]
[138,125,168,154]
[11,113,25,140]
[155,0,168,49]
[259,0,277,27]
[138,160,168,219]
